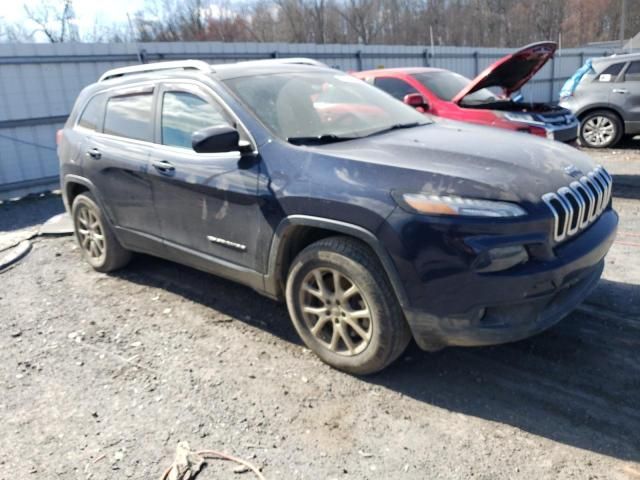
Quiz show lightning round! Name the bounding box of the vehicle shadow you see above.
[112,253,301,345]
[613,177,640,200]
[370,277,640,463]
[114,257,640,463]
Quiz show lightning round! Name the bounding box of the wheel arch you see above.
[264,215,408,308]
[63,175,96,210]
[577,105,625,133]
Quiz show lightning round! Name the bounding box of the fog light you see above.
[474,245,529,273]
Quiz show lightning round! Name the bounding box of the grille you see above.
[542,165,612,243]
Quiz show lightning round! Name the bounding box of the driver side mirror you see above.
[192,125,241,154]
[403,93,429,112]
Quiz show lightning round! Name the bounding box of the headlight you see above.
[393,193,526,218]
[503,112,544,125]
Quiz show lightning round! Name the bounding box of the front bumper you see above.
[387,209,617,351]
[543,118,579,143]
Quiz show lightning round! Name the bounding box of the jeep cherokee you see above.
[57,59,618,374]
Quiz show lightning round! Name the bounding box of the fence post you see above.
[356,50,363,71]
[549,56,556,102]
[423,49,430,67]
[473,50,479,75]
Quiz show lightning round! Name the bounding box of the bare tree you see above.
[23,0,79,43]
[2,0,638,48]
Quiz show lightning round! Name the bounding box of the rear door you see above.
[83,85,163,249]
[148,82,262,271]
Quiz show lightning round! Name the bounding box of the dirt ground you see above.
[1,144,640,480]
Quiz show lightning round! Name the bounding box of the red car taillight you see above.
[56,129,63,146]
[526,125,547,138]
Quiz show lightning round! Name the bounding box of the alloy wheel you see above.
[76,205,106,261]
[298,267,373,356]
[582,116,616,147]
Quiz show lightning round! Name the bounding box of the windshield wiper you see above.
[365,121,427,137]
[287,134,359,146]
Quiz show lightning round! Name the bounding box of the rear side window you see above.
[597,62,625,82]
[374,77,419,101]
[104,93,154,142]
[624,61,640,81]
[77,94,104,131]
[161,91,231,149]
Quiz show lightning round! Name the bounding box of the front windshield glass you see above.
[224,71,429,143]
[412,71,498,104]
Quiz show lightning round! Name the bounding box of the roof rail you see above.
[99,60,212,82]
[213,57,327,69]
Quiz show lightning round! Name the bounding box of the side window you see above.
[624,61,640,82]
[161,91,231,149]
[77,94,104,131]
[374,77,419,101]
[598,62,625,82]
[104,92,153,142]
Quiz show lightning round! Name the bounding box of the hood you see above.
[310,120,595,206]
[452,41,557,104]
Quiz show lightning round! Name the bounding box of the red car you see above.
[353,42,579,143]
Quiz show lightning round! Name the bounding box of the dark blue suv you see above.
[58,59,618,374]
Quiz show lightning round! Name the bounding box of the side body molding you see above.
[263,215,409,308]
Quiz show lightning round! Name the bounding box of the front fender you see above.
[263,214,409,309]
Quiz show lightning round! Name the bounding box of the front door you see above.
[148,82,263,272]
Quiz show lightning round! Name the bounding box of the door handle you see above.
[86,148,101,160]
[612,88,629,94]
[151,159,175,175]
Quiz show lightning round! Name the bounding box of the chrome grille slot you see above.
[574,180,595,226]
[542,165,612,243]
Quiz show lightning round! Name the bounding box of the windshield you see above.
[412,71,498,104]
[224,71,429,143]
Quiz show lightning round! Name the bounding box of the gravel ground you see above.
[1,148,639,480]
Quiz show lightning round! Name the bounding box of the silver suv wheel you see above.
[579,110,622,148]
[299,267,373,356]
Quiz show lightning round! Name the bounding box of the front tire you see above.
[71,192,131,272]
[579,110,623,148]
[285,236,411,375]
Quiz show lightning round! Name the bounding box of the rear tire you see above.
[285,236,411,375]
[579,110,623,148]
[71,192,131,272]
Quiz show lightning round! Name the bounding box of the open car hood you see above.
[452,41,557,104]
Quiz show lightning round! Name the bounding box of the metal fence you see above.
[0,41,611,200]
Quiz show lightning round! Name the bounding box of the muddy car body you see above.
[58,59,617,373]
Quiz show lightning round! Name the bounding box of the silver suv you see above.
[560,52,640,148]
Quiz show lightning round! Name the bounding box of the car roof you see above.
[594,52,640,65]
[94,58,337,88]
[354,67,447,76]
[210,62,334,80]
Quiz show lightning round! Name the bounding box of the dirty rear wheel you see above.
[286,236,411,375]
[72,192,131,272]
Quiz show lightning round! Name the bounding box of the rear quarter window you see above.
[596,62,625,82]
[77,94,105,131]
[104,92,154,142]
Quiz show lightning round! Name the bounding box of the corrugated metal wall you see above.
[0,42,610,200]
